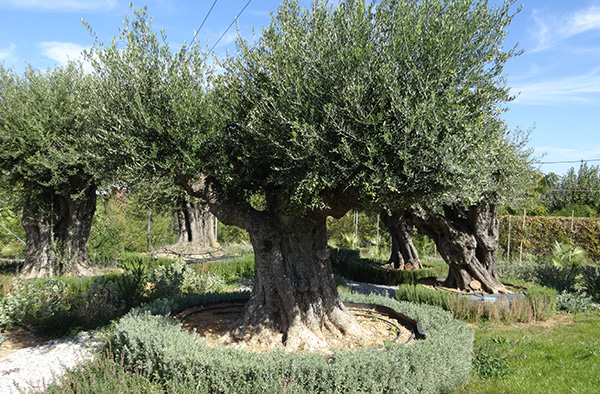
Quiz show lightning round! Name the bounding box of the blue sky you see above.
[0,0,599,176]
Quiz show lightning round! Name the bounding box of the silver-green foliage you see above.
[214,0,525,212]
[0,278,71,329]
[151,259,225,298]
[556,291,594,314]
[111,292,473,393]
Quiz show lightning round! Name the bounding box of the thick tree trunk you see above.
[176,209,189,245]
[175,201,215,249]
[381,211,422,270]
[20,180,96,278]
[408,202,508,294]
[226,213,366,352]
[181,175,365,351]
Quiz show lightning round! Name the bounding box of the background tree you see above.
[380,211,422,270]
[542,163,600,217]
[407,126,533,294]
[89,0,522,350]
[0,63,101,277]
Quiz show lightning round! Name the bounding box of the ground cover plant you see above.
[37,292,472,394]
[453,309,600,394]
[0,253,243,337]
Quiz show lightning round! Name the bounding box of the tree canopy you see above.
[213,0,523,214]
[0,63,101,276]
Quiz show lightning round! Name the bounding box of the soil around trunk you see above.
[174,301,415,354]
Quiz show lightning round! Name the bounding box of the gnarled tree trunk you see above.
[408,202,508,294]
[226,213,366,351]
[20,178,96,278]
[381,211,422,270]
[182,175,366,351]
[175,200,215,249]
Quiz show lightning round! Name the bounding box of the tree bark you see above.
[175,200,215,249]
[381,211,422,270]
[408,202,508,294]
[226,213,366,351]
[181,175,366,351]
[20,178,96,278]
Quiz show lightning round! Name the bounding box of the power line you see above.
[190,0,219,44]
[539,158,600,165]
[208,0,253,54]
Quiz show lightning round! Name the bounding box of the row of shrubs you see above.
[330,248,448,286]
[86,291,473,394]
[394,284,557,323]
[0,253,256,337]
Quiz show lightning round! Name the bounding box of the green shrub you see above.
[150,259,224,298]
[525,286,557,321]
[110,292,472,394]
[580,265,600,302]
[0,278,72,330]
[497,260,538,283]
[0,243,19,258]
[108,261,149,309]
[195,254,255,283]
[72,277,125,328]
[498,260,583,293]
[556,290,594,313]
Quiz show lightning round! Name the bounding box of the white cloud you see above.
[39,41,86,65]
[531,6,600,51]
[511,67,600,105]
[0,43,16,60]
[0,0,118,12]
[567,6,600,36]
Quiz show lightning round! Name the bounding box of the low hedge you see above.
[499,215,600,262]
[111,292,473,394]
[331,248,448,286]
[395,284,556,323]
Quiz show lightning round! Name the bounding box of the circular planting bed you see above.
[111,292,473,393]
[173,300,422,353]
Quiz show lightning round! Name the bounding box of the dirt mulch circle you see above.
[174,302,415,353]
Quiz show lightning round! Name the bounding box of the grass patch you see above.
[193,254,255,284]
[453,309,600,394]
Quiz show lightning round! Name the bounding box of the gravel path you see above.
[0,331,104,394]
[0,280,395,393]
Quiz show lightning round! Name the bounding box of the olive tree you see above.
[0,63,100,277]
[212,0,523,345]
[406,128,532,294]
[90,0,521,350]
[381,211,422,270]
